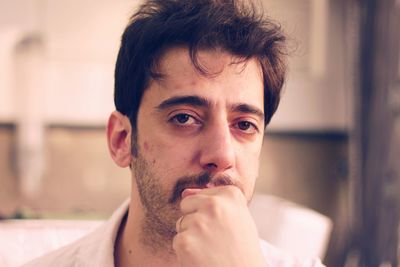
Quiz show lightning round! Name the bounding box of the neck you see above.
[114,193,179,267]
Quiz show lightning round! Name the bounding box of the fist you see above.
[172,185,267,267]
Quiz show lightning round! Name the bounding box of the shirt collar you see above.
[76,199,130,267]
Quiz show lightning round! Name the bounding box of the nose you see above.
[199,121,236,173]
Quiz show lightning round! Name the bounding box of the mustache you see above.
[169,172,236,204]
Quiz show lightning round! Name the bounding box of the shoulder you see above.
[20,243,79,267]
[259,239,326,267]
[19,200,130,267]
[20,225,104,267]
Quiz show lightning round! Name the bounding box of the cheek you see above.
[240,153,260,178]
[139,140,158,166]
[236,145,262,183]
[140,138,194,171]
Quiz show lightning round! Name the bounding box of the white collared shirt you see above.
[21,200,325,267]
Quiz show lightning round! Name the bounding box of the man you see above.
[23,0,325,266]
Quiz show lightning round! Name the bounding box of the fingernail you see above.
[205,182,215,188]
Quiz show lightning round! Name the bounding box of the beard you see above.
[131,150,236,255]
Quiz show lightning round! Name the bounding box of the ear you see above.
[107,111,132,168]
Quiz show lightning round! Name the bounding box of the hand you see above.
[172,185,268,267]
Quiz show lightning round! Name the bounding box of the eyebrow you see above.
[230,104,265,122]
[156,95,210,110]
[156,95,264,121]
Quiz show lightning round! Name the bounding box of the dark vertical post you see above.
[356,0,400,266]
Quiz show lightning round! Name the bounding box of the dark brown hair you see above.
[114,0,287,130]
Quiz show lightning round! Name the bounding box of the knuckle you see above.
[191,217,206,233]
[204,197,222,218]
[204,196,215,207]
[226,185,243,200]
[173,234,193,255]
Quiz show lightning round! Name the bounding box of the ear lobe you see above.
[107,111,132,168]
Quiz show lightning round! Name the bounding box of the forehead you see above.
[146,47,264,108]
[156,46,262,81]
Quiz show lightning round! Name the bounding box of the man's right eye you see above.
[169,113,199,126]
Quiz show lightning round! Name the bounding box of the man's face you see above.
[132,47,265,243]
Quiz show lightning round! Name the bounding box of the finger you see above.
[175,213,198,233]
[180,192,208,214]
[203,184,246,200]
[175,213,200,233]
[181,185,240,199]
[172,229,196,261]
[183,186,247,213]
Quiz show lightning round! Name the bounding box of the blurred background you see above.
[0,0,399,266]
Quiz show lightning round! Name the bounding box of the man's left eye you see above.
[175,114,190,123]
[235,121,258,133]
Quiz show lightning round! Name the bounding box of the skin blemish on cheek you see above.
[143,141,150,151]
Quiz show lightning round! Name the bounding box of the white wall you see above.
[0,0,137,124]
[41,0,136,125]
[0,0,39,122]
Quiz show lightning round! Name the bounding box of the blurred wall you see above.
[0,0,350,128]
